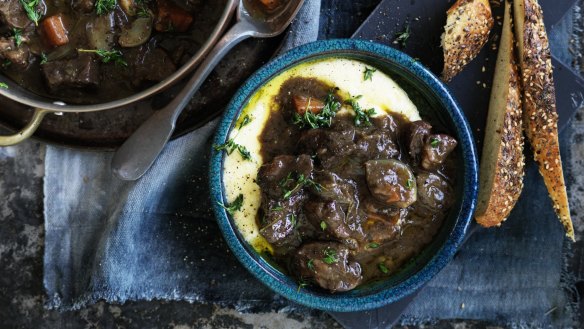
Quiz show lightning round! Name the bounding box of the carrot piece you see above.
[41,15,69,47]
[155,0,194,32]
[259,0,279,10]
[293,95,325,115]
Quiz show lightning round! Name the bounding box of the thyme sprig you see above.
[323,248,338,264]
[363,67,376,81]
[394,24,411,47]
[78,49,127,66]
[279,172,322,200]
[19,0,42,26]
[95,0,117,15]
[213,138,251,160]
[217,194,244,215]
[344,95,376,127]
[12,29,22,47]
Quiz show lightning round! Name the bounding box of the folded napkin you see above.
[43,0,580,327]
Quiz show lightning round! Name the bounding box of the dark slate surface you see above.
[352,0,584,139]
[1,1,583,328]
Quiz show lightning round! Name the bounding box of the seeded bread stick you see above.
[514,0,574,240]
[441,0,494,81]
[475,0,525,227]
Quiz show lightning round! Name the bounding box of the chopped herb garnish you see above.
[40,52,48,65]
[378,263,389,274]
[363,67,376,81]
[279,172,322,199]
[297,279,310,292]
[320,221,327,231]
[290,214,297,227]
[165,21,175,32]
[1,60,11,68]
[307,259,315,271]
[394,24,411,47]
[367,242,380,249]
[95,0,117,15]
[323,248,338,264]
[0,82,8,89]
[405,179,414,189]
[213,138,252,161]
[12,29,22,47]
[137,6,151,18]
[237,145,251,160]
[19,0,42,25]
[238,114,252,130]
[78,49,127,66]
[430,138,439,147]
[217,194,243,215]
[272,205,283,212]
[293,89,341,129]
[344,95,376,127]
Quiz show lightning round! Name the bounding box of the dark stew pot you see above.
[0,0,236,146]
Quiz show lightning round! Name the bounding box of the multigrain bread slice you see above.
[514,0,575,240]
[475,0,525,227]
[441,0,494,82]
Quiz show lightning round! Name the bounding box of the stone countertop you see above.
[1,0,583,328]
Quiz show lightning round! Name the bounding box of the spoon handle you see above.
[112,21,256,181]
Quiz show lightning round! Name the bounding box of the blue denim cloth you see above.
[43,0,579,327]
[44,0,321,312]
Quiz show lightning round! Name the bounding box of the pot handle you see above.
[0,108,49,146]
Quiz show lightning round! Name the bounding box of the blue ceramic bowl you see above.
[209,39,478,312]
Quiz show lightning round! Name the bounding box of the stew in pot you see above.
[0,0,211,103]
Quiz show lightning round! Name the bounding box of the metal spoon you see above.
[112,0,306,180]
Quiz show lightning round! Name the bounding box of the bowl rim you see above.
[209,38,478,312]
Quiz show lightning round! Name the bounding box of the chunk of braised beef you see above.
[170,0,202,12]
[259,192,307,248]
[329,117,356,140]
[71,0,96,13]
[421,134,458,170]
[405,120,432,162]
[364,159,417,208]
[294,242,362,292]
[361,198,405,243]
[372,114,400,137]
[303,199,365,248]
[0,0,35,29]
[42,54,100,90]
[0,37,30,68]
[132,48,177,85]
[354,130,399,160]
[311,171,356,204]
[260,213,296,247]
[304,200,351,239]
[309,172,366,243]
[298,129,355,169]
[416,171,454,211]
[258,154,313,199]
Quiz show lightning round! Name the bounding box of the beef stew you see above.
[0,0,214,104]
[255,76,459,292]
